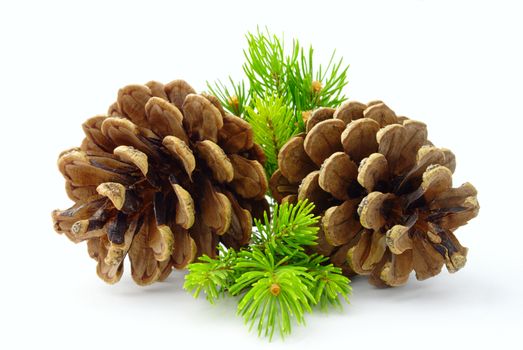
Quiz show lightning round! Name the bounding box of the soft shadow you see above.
[103,269,189,297]
[349,270,495,306]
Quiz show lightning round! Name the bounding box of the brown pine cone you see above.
[52,80,268,285]
[271,101,479,287]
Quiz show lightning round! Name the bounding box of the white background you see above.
[1,0,521,349]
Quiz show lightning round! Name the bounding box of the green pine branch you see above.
[206,28,349,179]
[183,200,352,340]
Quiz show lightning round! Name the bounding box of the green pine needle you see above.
[183,200,351,340]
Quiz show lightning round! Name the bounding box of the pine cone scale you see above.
[303,119,345,166]
[322,199,362,246]
[144,97,186,141]
[357,153,388,192]
[117,84,153,128]
[164,79,196,111]
[333,101,366,124]
[82,116,116,152]
[341,118,380,163]
[182,94,223,143]
[277,135,317,184]
[318,151,359,200]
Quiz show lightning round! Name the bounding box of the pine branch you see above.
[206,28,349,180]
[183,200,351,340]
[241,28,349,116]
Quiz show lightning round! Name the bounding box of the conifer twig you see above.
[206,28,349,179]
[184,200,351,340]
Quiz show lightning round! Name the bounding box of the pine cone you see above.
[271,101,479,287]
[52,80,268,285]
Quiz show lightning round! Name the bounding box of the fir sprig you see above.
[183,200,351,340]
[207,28,349,179]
